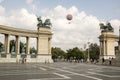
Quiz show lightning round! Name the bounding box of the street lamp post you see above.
[118,26,120,55]
[87,41,90,62]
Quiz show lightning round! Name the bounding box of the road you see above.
[0,62,120,80]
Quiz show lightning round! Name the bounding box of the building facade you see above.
[99,31,120,59]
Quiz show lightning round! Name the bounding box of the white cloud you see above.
[26,0,33,4]
[41,5,120,50]
[0,6,37,48]
[41,5,101,50]
[0,8,37,29]
[0,6,5,16]
[110,19,120,35]
[0,5,120,50]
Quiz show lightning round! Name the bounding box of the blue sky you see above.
[0,0,120,50]
[1,0,120,20]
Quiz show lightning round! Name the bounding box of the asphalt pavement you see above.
[0,62,120,80]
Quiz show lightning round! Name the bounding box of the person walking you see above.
[109,57,112,65]
[102,57,105,64]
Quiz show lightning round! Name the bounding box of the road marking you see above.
[33,65,47,71]
[0,73,50,76]
[27,73,70,80]
[39,67,47,71]
[53,73,71,79]
[41,65,103,80]
[27,78,68,80]
[88,69,103,72]
[87,72,120,78]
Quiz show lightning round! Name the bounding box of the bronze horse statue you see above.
[99,22,114,32]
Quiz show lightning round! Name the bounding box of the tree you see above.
[66,47,84,60]
[89,43,100,60]
[51,47,66,59]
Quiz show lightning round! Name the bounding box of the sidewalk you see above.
[96,59,120,67]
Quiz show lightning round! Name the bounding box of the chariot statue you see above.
[99,22,114,32]
[43,19,52,27]
[37,16,52,28]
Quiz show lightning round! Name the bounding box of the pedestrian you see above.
[24,58,26,63]
[19,58,21,63]
[22,58,24,64]
[16,58,18,63]
[102,57,105,64]
[109,57,112,65]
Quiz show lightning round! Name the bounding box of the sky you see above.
[0,0,120,50]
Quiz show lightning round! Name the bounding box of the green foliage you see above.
[89,43,100,60]
[66,47,84,60]
[51,46,96,61]
[51,47,66,59]
[82,51,88,60]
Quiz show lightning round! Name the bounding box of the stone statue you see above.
[0,43,4,52]
[106,22,113,31]
[11,46,15,52]
[99,22,114,32]
[43,19,52,27]
[37,16,43,27]
[37,16,52,28]
[22,46,25,53]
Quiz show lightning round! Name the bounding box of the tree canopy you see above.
[89,43,100,60]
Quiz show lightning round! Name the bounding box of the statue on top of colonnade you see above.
[37,16,52,28]
[99,22,114,32]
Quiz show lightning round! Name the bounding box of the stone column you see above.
[118,41,120,54]
[15,36,20,54]
[26,37,30,54]
[100,41,102,56]
[37,36,40,54]
[105,40,107,55]
[103,40,106,56]
[48,38,51,54]
[4,34,10,53]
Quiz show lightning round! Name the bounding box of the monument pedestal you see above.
[99,31,116,59]
[36,27,53,63]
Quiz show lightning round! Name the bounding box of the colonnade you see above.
[4,34,30,54]
[0,25,53,63]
